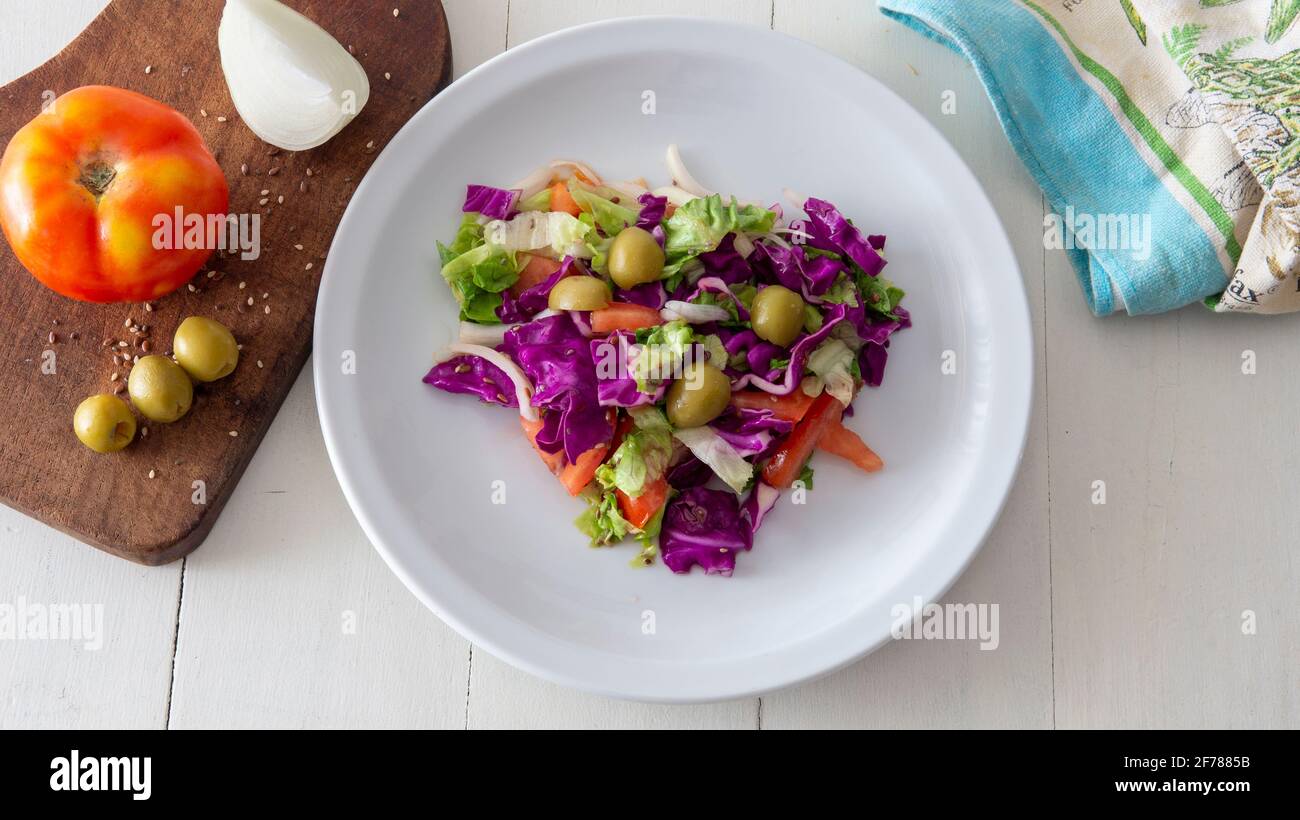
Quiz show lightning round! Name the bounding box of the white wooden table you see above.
[1,0,1295,730]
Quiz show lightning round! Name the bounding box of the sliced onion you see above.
[568,311,593,337]
[218,0,370,151]
[732,232,756,258]
[605,179,651,201]
[660,301,730,324]
[458,321,513,348]
[783,187,807,212]
[510,165,553,202]
[438,343,537,421]
[549,159,602,185]
[652,185,698,207]
[666,144,713,197]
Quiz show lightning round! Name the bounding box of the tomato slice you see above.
[818,419,884,473]
[760,393,844,488]
[617,476,669,530]
[730,390,815,422]
[559,444,610,496]
[549,181,582,217]
[511,253,562,297]
[520,415,564,475]
[591,303,662,333]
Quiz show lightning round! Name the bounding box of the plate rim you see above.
[313,15,1035,703]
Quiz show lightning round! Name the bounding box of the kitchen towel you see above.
[878,0,1300,315]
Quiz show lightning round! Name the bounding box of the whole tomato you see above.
[0,85,228,303]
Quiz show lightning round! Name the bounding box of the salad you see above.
[423,146,909,576]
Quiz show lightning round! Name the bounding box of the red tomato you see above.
[730,390,815,422]
[760,392,844,488]
[591,302,662,333]
[0,86,229,302]
[617,476,669,530]
[818,419,884,473]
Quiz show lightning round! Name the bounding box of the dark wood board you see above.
[0,0,451,564]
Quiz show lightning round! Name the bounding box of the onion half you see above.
[218,0,371,151]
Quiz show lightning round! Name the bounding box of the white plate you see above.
[314,17,1032,702]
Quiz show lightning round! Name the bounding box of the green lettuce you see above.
[662,195,777,277]
[438,241,519,324]
[857,273,907,322]
[601,407,673,498]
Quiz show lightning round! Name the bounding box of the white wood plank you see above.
[758,0,1053,728]
[0,0,180,731]
[1046,264,1300,728]
[443,0,509,80]
[167,365,471,728]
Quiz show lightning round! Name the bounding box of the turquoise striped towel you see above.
[880,0,1300,315]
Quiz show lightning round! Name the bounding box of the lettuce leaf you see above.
[662,195,777,278]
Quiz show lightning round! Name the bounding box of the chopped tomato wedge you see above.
[511,253,562,297]
[549,181,581,217]
[760,393,844,488]
[520,415,564,475]
[818,419,884,473]
[617,476,669,530]
[730,390,815,422]
[591,302,662,333]
[559,443,610,496]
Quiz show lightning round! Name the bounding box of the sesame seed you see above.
[262,292,269,298]
[240,164,248,176]
[277,195,284,204]
[217,116,228,122]
[299,181,308,193]
[229,430,238,437]
[269,167,280,176]
[264,305,271,314]
[384,72,391,80]
[141,427,148,438]
[306,168,313,177]
[47,332,56,344]
[257,360,264,368]
[305,262,313,270]
[239,281,246,289]
[145,65,152,74]
[148,469,156,479]
[110,372,119,381]
[144,302,153,312]
[259,198,269,206]
[393,8,399,17]
[123,317,132,328]
[260,189,269,196]
[294,244,303,251]
[247,297,254,306]
[188,283,197,292]
[201,108,208,117]
[118,341,128,348]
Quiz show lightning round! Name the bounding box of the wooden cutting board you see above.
[0,0,451,564]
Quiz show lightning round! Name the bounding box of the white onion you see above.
[661,301,730,324]
[434,343,538,421]
[732,232,756,258]
[665,144,713,197]
[458,321,513,348]
[218,0,370,151]
[605,180,650,201]
[549,159,602,185]
[510,165,553,202]
[652,185,698,207]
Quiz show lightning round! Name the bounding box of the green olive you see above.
[73,394,136,453]
[548,275,611,311]
[174,316,239,382]
[608,226,666,290]
[751,284,806,347]
[128,355,193,423]
[666,363,732,428]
